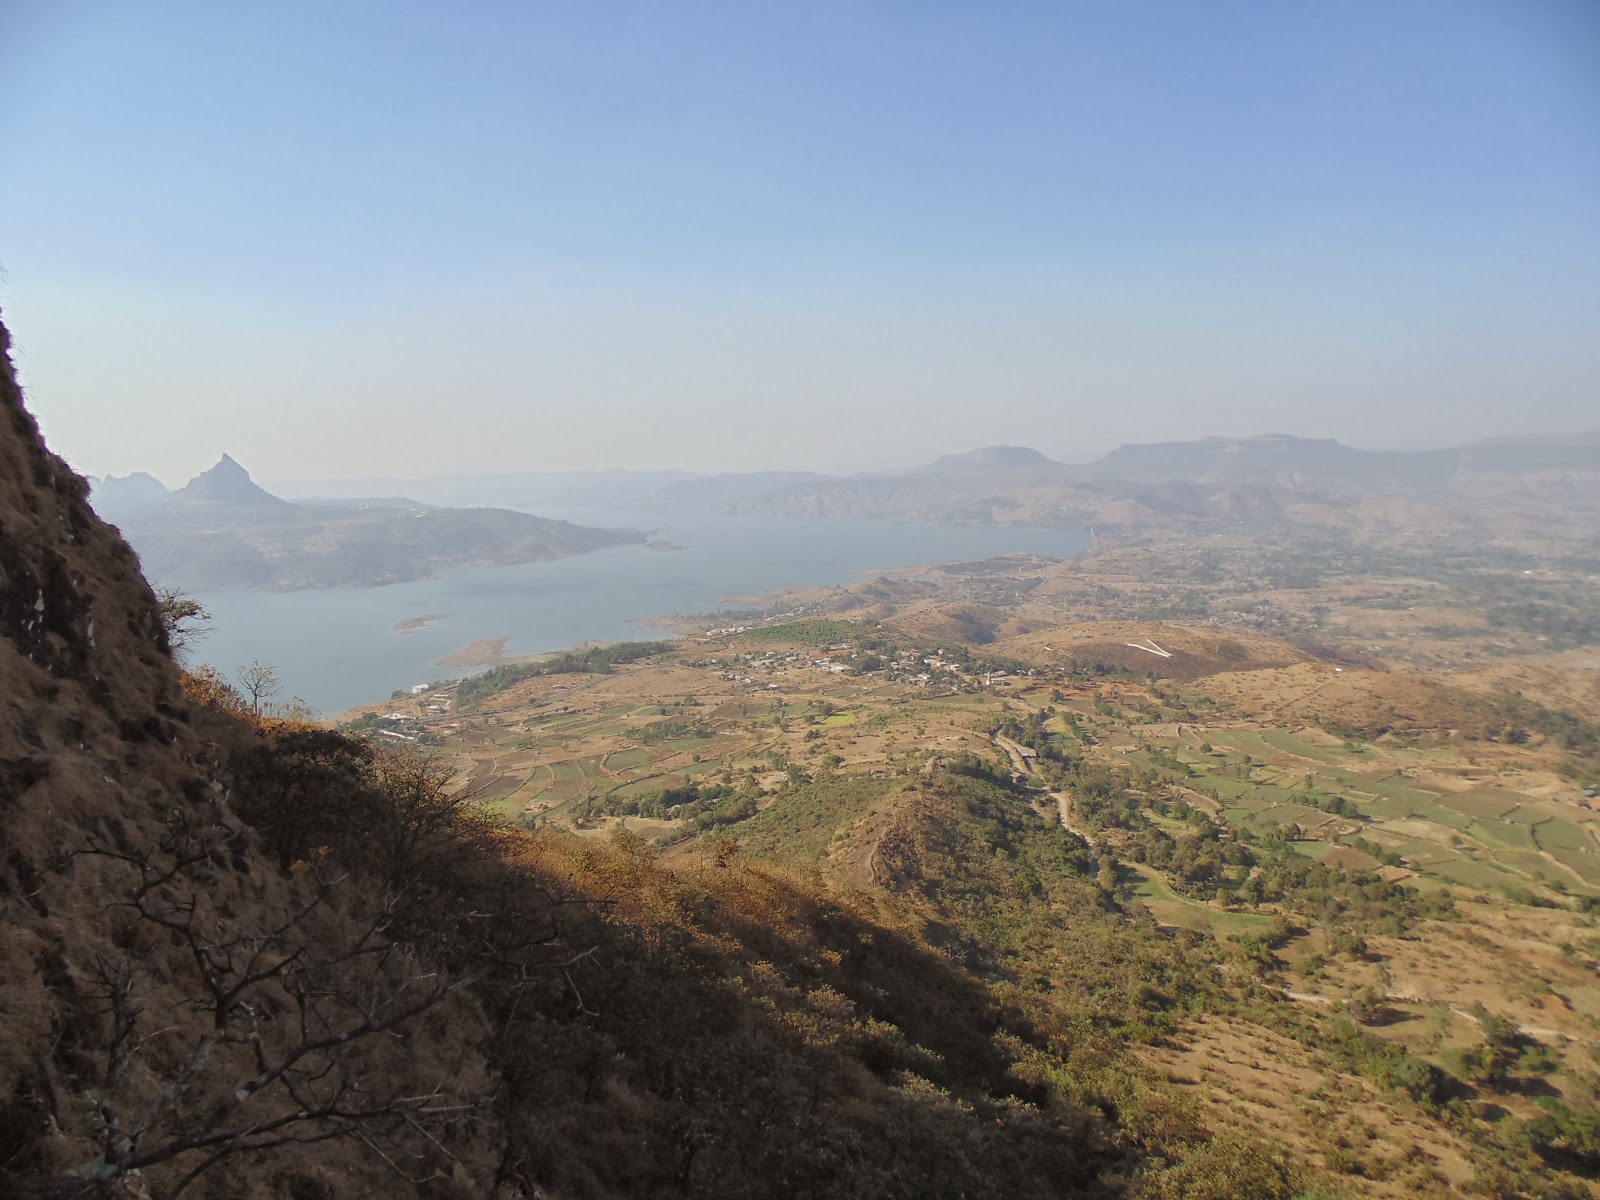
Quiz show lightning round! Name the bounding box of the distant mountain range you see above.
[643,433,1600,538]
[277,431,1600,517]
[103,429,1600,588]
[88,457,646,591]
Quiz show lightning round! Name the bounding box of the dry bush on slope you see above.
[490,826,1137,1199]
[0,314,497,1199]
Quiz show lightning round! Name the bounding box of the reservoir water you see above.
[189,511,1087,716]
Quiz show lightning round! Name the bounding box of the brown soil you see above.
[1144,1017,1478,1196]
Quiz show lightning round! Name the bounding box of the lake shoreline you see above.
[186,515,1088,715]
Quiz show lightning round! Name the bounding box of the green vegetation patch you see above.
[1259,802,1324,827]
[610,774,680,800]
[625,718,716,745]
[1467,819,1536,851]
[1323,845,1382,872]
[475,774,526,805]
[1259,729,1342,764]
[665,735,716,753]
[1289,840,1337,860]
[1546,846,1600,885]
[737,619,873,646]
[1427,858,1514,889]
[1126,863,1277,937]
[1533,817,1589,852]
[1350,796,1422,822]
[1436,788,1523,819]
[1491,849,1554,877]
[1203,729,1273,754]
[530,711,595,732]
[734,776,898,864]
[455,640,668,706]
[602,748,654,772]
[1240,782,1300,806]
[1198,777,1263,804]
[1361,774,1443,806]
[1379,839,1460,865]
[1416,805,1473,832]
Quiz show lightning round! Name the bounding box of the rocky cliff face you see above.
[0,324,179,709]
[0,314,483,1198]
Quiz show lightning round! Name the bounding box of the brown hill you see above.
[998,622,1311,681]
[0,311,1164,1200]
[0,319,501,1197]
[1200,662,1485,734]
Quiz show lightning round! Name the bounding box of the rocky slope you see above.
[0,315,493,1198]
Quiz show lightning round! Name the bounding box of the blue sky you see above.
[2,1,1597,483]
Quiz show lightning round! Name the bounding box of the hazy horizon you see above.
[4,2,1598,484]
[78,424,1600,498]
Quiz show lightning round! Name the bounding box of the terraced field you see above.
[1113,720,1600,898]
[1123,861,1279,937]
[349,620,1599,917]
[419,646,1010,826]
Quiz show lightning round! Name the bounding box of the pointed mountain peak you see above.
[174,455,291,508]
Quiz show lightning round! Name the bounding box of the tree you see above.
[1447,1003,1521,1088]
[36,825,485,1199]
[237,660,281,716]
[1096,853,1118,893]
[1423,1002,1453,1051]
[230,728,378,870]
[154,586,209,658]
[1345,984,1386,1025]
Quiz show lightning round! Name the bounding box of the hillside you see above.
[96,456,645,590]
[10,302,1599,1198]
[342,499,1600,1198]
[0,311,1343,1200]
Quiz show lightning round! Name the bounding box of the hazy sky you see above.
[2,1,1597,485]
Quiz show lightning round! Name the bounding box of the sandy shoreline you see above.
[433,637,513,668]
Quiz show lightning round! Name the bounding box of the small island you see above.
[394,613,449,634]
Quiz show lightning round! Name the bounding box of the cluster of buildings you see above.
[705,649,858,690]
[695,643,1017,695]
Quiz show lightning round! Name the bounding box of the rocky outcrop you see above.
[170,454,292,509]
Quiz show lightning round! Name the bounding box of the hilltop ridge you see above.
[262,429,1600,549]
